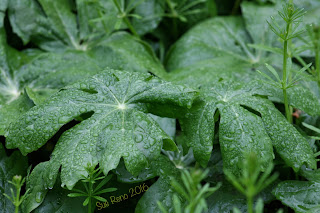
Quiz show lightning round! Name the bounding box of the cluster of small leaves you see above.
[67,164,116,213]
[299,24,320,82]
[267,3,306,41]
[111,0,144,37]
[258,62,312,90]
[224,153,278,213]
[157,168,221,213]
[3,175,29,213]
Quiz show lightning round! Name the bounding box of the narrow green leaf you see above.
[82,197,90,206]
[265,63,281,82]
[94,188,117,195]
[302,122,320,134]
[93,175,113,193]
[67,193,86,198]
[92,196,107,202]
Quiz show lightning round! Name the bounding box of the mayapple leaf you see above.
[179,81,274,174]
[88,32,167,78]
[165,2,283,83]
[236,95,317,172]
[5,70,197,189]
[179,80,316,175]
[7,0,167,78]
[165,0,320,119]
[0,27,104,134]
[0,29,35,134]
[273,181,320,213]
[0,144,28,213]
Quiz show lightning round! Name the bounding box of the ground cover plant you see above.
[1,0,320,212]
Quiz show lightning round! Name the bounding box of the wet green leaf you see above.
[7,0,167,78]
[179,80,316,174]
[165,2,282,83]
[132,0,163,35]
[6,70,197,189]
[0,30,103,134]
[21,162,59,213]
[273,181,320,213]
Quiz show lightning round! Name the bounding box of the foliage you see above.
[67,164,117,213]
[0,144,28,213]
[3,175,29,213]
[157,168,221,213]
[224,153,278,213]
[1,0,320,212]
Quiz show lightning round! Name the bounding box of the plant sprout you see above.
[224,153,278,213]
[158,168,221,213]
[258,2,308,123]
[3,175,30,213]
[67,164,117,213]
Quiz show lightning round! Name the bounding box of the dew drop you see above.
[80,107,86,113]
[36,192,43,203]
[58,116,69,124]
[80,83,86,89]
[26,124,34,130]
[134,134,143,143]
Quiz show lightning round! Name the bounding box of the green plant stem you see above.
[88,177,93,213]
[113,0,139,38]
[247,196,253,213]
[282,22,292,123]
[15,185,20,213]
[283,40,292,123]
[123,16,139,38]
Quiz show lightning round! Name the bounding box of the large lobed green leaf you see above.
[88,31,167,78]
[165,0,319,176]
[0,26,167,135]
[178,80,316,175]
[7,0,168,78]
[165,1,283,83]
[6,70,196,191]
[0,28,104,134]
